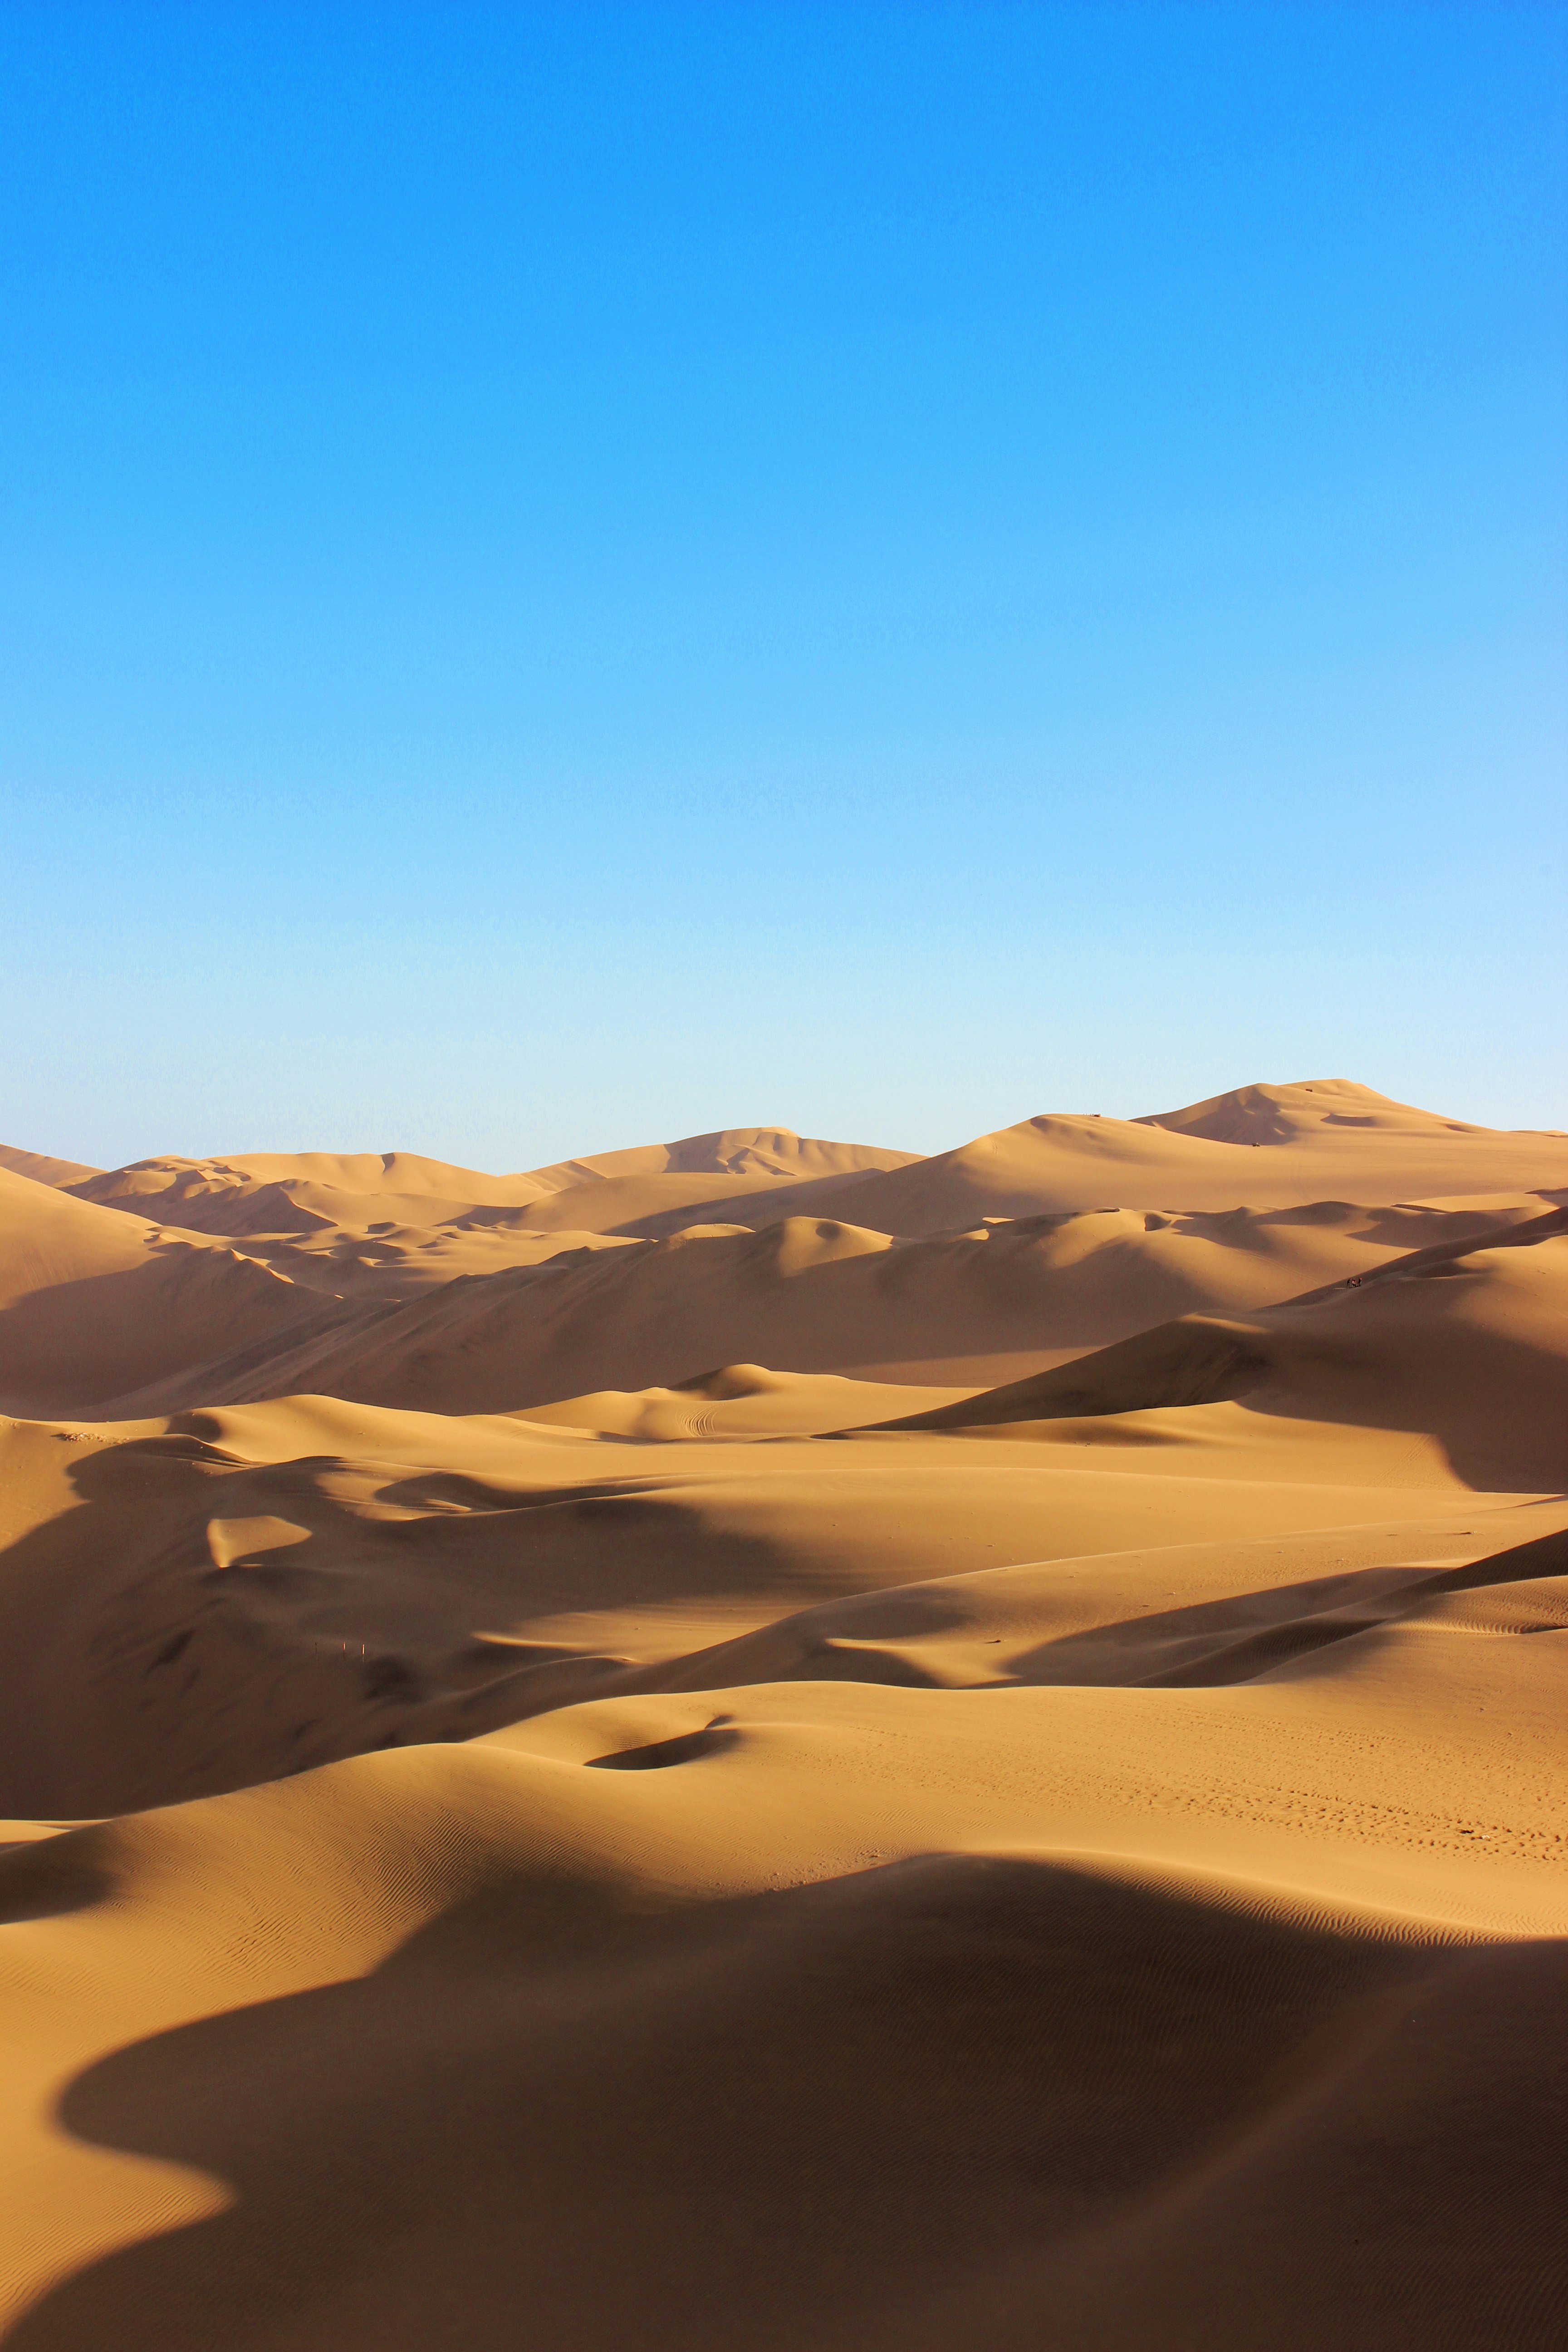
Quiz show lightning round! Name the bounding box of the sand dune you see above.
[53,1128,914,1246]
[62,1150,559,1239]
[40,1192,1553,1422]
[523,1123,918,1187]
[872,1208,1568,1487]
[0,1167,337,1418]
[0,1147,103,1191]
[1,1484,1564,2347]
[0,1080,1564,2350]
[1137,1073,1496,1143]
[728,1079,1568,1236]
[227,1215,642,1302]
[42,1080,1568,1262]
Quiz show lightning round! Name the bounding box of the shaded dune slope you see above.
[871,1208,1568,1485]
[0,1168,342,1418]
[4,1808,1562,2352]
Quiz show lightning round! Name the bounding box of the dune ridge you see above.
[0,1079,1564,2350]
[3,1113,1561,1419]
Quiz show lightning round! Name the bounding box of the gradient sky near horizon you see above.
[3,1,1565,1170]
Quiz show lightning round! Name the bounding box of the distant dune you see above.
[758,1078,1568,1234]
[56,1127,917,1242]
[1,1081,1564,2352]
[522,1123,919,1188]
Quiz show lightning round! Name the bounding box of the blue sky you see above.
[3,1,1564,1168]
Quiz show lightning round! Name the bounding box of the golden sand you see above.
[1,1080,1564,2348]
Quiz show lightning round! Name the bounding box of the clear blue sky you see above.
[3,2,1564,1170]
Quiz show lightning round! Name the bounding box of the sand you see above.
[0,1078,1564,2349]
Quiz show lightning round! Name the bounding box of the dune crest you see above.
[522,1124,919,1188]
[1135,1074,1494,1144]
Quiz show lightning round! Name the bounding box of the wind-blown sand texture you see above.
[0,1079,1565,2350]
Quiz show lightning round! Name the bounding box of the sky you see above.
[2,0,1565,1170]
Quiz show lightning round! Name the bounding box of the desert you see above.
[6,1,1563,2339]
[1,1076,1565,2349]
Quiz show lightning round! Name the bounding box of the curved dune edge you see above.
[2,1713,1566,2347]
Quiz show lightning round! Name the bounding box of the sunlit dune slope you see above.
[38,1084,1568,1263]
[523,1123,918,1187]
[1137,1074,1500,1143]
[53,1127,915,1245]
[0,1146,103,1190]
[61,1150,558,1238]
[715,1080,1568,1235]
[228,1216,642,1303]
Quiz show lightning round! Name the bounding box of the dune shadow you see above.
[0,1254,347,1422]
[0,1832,112,1924]
[8,1853,1567,2351]
[845,1210,1568,1493]
[585,1719,739,1769]
[0,1433,823,1815]
[1004,1521,1568,1691]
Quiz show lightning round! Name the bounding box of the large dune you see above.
[0,1166,340,1417]
[523,1123,919,1187]
[0,1147,103,1190]
[79,1192,1556,1421]
[872,1206,1568,1485]
[753,1079,1568,1235]
[60,1149,561,1238]
[54,1127,916,1244]
[1,1081,1564,2350]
